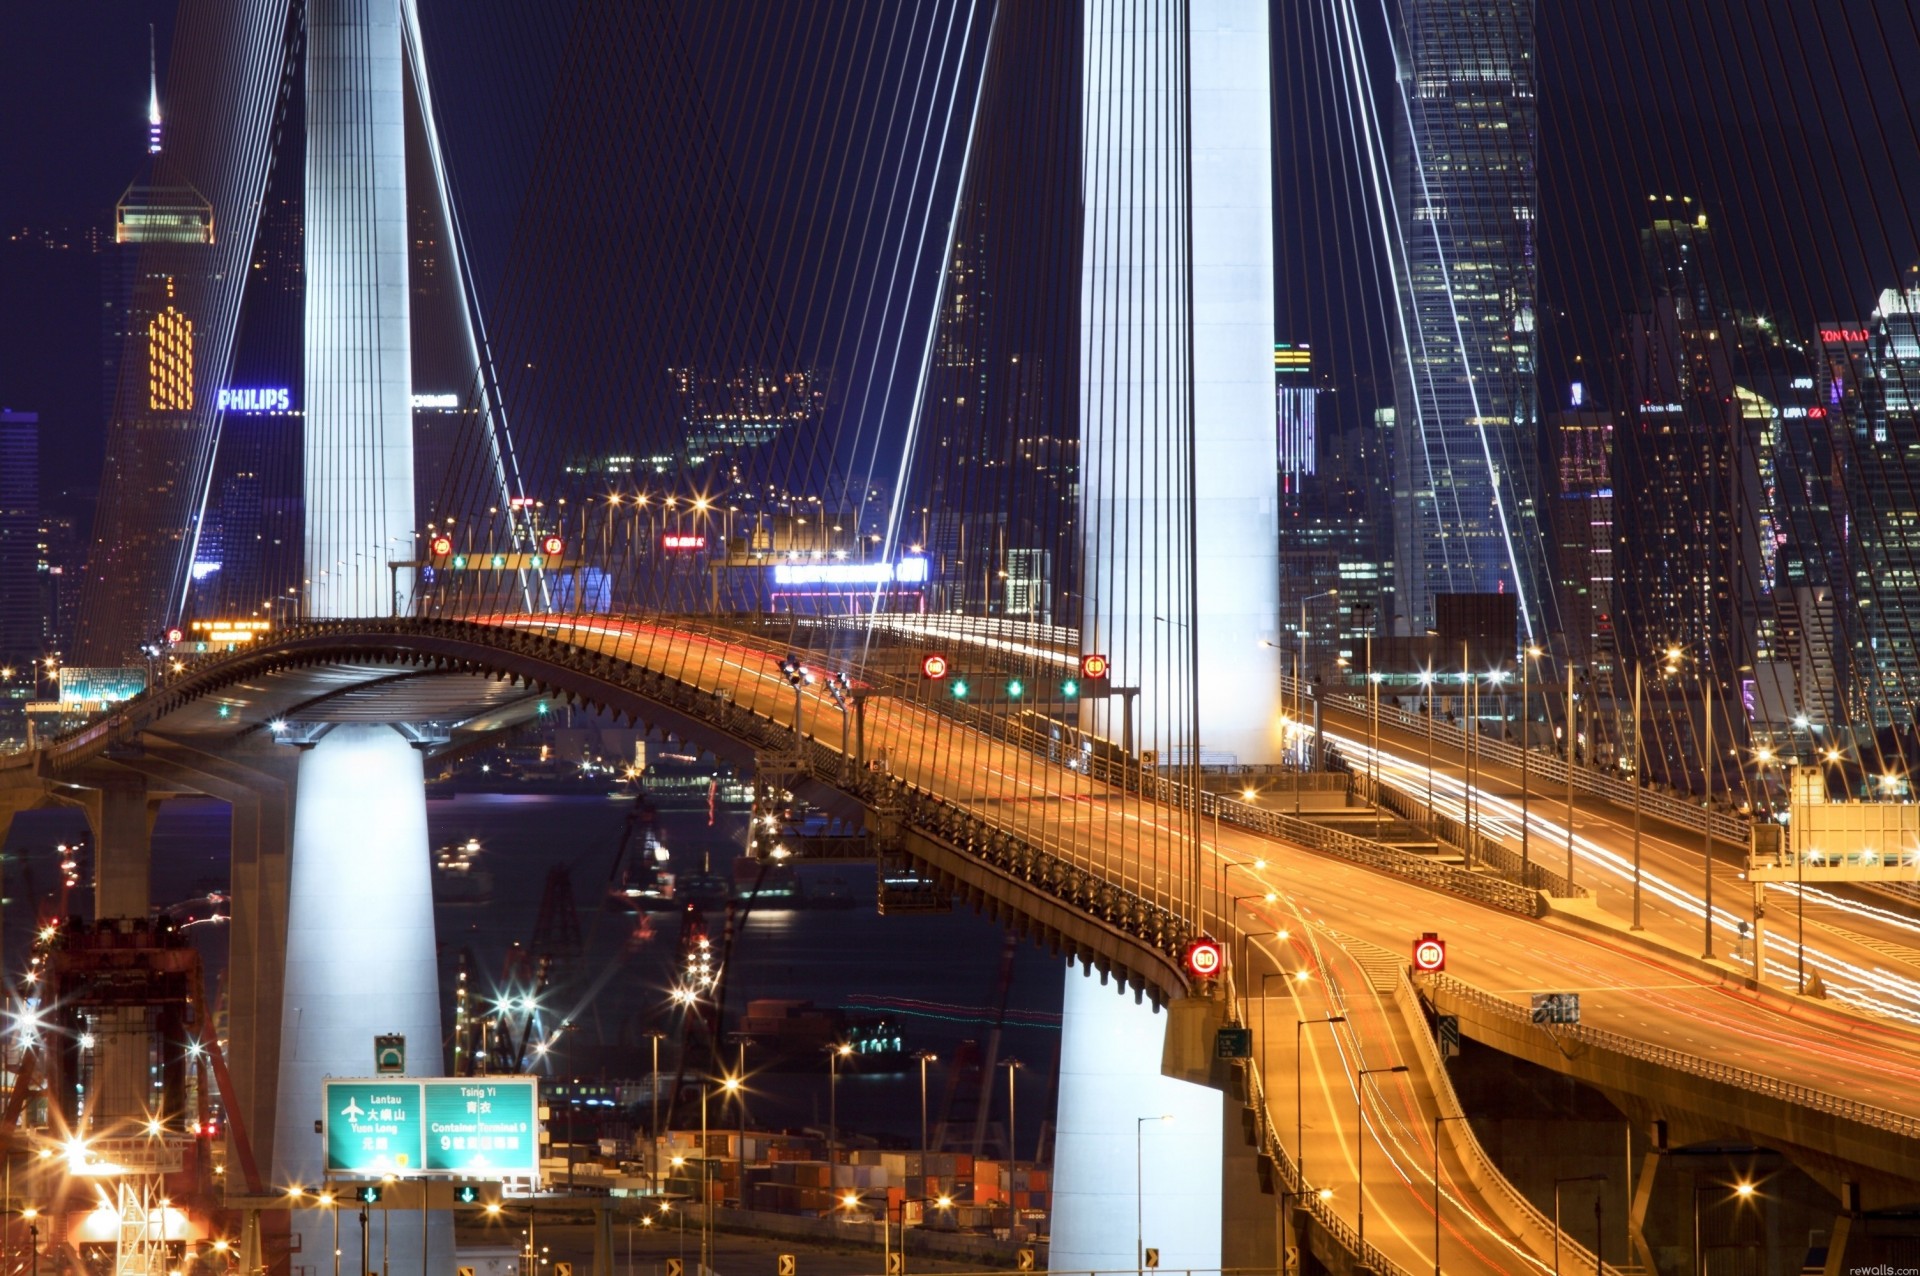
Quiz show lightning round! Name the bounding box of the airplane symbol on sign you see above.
[340,1098,366,1121]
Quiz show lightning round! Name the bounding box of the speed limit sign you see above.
[1412,933,1446,973]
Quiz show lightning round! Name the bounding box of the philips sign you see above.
[217,387,292,413]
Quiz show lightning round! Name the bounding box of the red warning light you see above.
[540,534,565,557]
[1184,936,1225,980]
[1080,653,1110,681]
[921,653,949,680]
[429,534,454,557]
[1412,933,1447,973]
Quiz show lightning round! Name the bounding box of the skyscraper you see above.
[1390,0,1546,641]
[0,411,40,665]
[1548,398,1613,676]
[1850,285,1920,728]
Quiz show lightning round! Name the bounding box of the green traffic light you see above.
[455,1185,480,1205]
[1063,679,1079,698]
[1007,680,1024,699]
[952,680,970,699]
[356,1186,382,1203]
[452,555,468,569]
[490,554,507,569]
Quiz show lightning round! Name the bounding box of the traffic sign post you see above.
[1144,1248,1160,1269]
[375,1034,406,1073]
[777,1256,796,1276]
[1184,936,1225,980]
[1016,1250,1037,1272]
[1530,993,1581,1025]
[1214,1027,1252,1059]
[325,1078,539,1178]
[667,1262,684,1276]
[1411,933,1446,974]
[1435,1015,1460,1060]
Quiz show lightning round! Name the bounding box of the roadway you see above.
[490,615,1920,1273]
[1318,700,1920,1029]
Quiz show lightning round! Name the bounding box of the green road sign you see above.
[325,1081,425,1173]
[424,1079,539,1175]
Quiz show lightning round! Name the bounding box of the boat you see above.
[432,837,494,904]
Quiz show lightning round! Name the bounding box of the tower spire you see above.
[147,24,162,155]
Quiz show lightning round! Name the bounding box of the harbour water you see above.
[2,787,1067,1154]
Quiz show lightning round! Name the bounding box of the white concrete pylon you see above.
[1050,965,1224,1273]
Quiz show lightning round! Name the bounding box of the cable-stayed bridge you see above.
[18,1,1920,1275]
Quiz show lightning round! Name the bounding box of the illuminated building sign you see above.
[772,558,929,587]
[1820,328,1871,345]
[191,618,274,645]
[216,387,292,413]
[661,534,707,551]
[57,667,148,705]
[411,393,461,409]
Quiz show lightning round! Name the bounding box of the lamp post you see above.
[1520,645,1541,882]
[1631,662,1645,930]
[1420,668,1436,817]
[913,1051,938,1155]
[1703,675,1716,959]
[1368,669,1384,840]
[1552,1174,1606,1275]
[828,1042,852,1166]
[1001,1058,1023,1166]
[21,1208,35,1276]
[1566,663,1578,891]
[880,1194,954,1276]
[645,1029,666,1190]
[1692,1180,1757,1276]
[1461,643,1475,854]
[1297,589,1339,782]
[1432,1115,1466,1276]
[1355,1065,1410,1256]
[1296,1015,1348,1190]
[1135,1114,1172,1276]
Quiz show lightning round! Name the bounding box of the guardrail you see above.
[1390,966,1621,1275]
[687,614,1548,919]
[1241,1048,1410,1276]
[1421,972,1920,1140]
[1285,673,1753,845]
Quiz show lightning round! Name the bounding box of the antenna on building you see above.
[147,24,162,155]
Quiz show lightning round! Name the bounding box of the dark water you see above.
[2,789,1066,1152]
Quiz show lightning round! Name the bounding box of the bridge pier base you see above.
[1049,964,1223,1274]
[273,724,449,1275]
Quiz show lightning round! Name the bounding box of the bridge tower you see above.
[1058,1,1275,1269]
[274,3,447,1275]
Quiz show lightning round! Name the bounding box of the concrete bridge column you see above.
[1050,965,1224,1273]
[77,775,163,1128]
[121,739,300,1176]
[273,725,447,1273]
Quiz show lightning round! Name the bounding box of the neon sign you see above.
[772,558,930,587]
[216,387,292,413]
[1820,328,1871,344]
[661,534,707,551]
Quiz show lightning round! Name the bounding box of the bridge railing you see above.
[1281,674,1753,845]
[680,614,1549,918]
[1239,1047,1411,1276]
[1420,972,1920,1140]
[1349,769,1586,899]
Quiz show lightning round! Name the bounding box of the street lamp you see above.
[1296,1015,1347,1191]
[1298,589,1339,781]
[882,1194,954,1276]
[1692,1179,1758,1276]
[20,1208,35,1276]
[828,1042,853,1166]
[1553,1174,1605,1275]
[1418,667,1437,816]
[1354,1064,1409,1256]
[1001,1058,1023,1167]
[913,1051,938,1155]
[1135,1114,1172,1276]
[1520,645,1542,882]
[1431,1114,1468,1276]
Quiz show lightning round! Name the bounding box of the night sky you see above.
[4,2,1919,498]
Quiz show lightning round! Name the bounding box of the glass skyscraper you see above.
[1390,0,1547,642]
